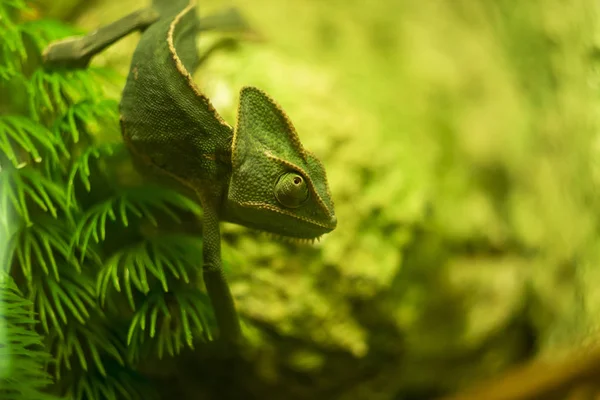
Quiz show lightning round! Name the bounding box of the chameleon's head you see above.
[226,87,336,240]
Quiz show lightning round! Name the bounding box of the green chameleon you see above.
[42,0,337,348]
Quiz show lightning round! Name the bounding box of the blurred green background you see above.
[24,0,600,398]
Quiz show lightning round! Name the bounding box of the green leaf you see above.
[19,19,81,55]
[7,217,81,283]
[96,234,202,310]
[0,65,15,81]
[28,266,96,338]
[66,142,117,207]
[48,318,125,381]
[73,186,203,264]
[0,167,71,227]
[0,0,27,17]
[0,115,60,168]
[0,8,27,72]
[126,286,215,363]
[0,272,61,400]
[28,68,103,121]
[53,98,119,146]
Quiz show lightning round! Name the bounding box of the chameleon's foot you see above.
[42,7,160,69]
[42,37,94,69]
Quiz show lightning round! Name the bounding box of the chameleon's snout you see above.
[328,214,338,230]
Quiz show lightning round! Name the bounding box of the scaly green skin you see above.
[43,0,337,348]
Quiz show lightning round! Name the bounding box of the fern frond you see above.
[54,99,118,146]
[66,142,117,207]
[28,68,103,121]
[6,217,80,282]
[126,286,214,362]
[96,234,202,310]
[0,0,26,11]
[0,70,31,119]
[19,19,81,55]
[0,65,16,81]
[49,317,125,380]
[0,167,71,227]
[0,273,60,400]
[0,115,61,168]
[0,12,26,73]
[74,186,203,263]
[62,360,154,400]
[29,267,97,339]
[0,4,74,80]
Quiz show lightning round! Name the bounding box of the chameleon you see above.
[42,0,337,348]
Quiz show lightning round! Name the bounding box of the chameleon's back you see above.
[120,0,233,198]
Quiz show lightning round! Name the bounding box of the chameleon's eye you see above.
[275,172,309,208]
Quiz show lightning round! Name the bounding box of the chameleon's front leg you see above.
[201,205,242,347]
[43,7,160,69]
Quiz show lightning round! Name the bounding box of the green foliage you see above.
[0,116,59,166]
[97,234,201,308]
[0,273,60,400]
[48,317,126,379]
[67,142,116,201]
[8,217,75,281]
[73,186,203,264]
[126,286,214,362]
[0,2,226,399]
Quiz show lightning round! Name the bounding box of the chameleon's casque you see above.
[119,0,336,240]
[226,87,336,239]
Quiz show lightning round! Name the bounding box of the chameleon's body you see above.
[43,0,336,347]
[120,0,232,208]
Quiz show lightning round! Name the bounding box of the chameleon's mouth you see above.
[237,201,336,230]
[260,231,322,245]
